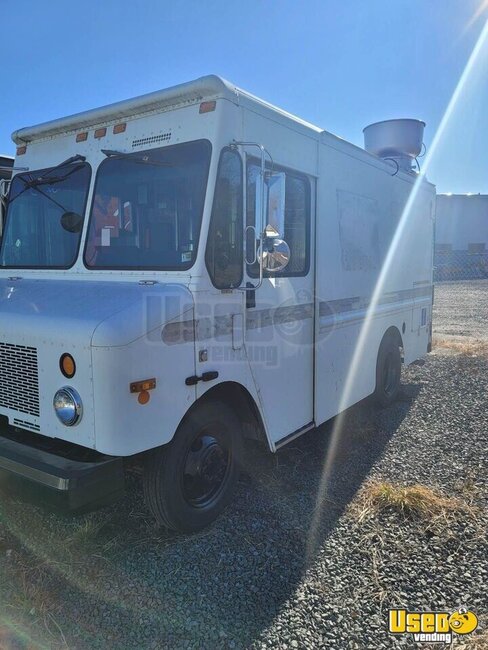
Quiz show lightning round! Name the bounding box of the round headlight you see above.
[53,387,83,426]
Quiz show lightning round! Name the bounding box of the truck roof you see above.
[12,75,322,145]
[10,76,434,190]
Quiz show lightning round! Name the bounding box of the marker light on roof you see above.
[94,127,107,139]
[199,101,216,114]
[76,132,88,142]
[113,123,126,134]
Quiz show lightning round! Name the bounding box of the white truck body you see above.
[0,76,434,524]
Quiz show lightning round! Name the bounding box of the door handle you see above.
[185,371,219,386]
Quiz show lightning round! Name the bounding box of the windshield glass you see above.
[0,163,91,268]
[84,140,211,270]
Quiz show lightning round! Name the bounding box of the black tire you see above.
[373,335,402,407]
[143,399,242,532]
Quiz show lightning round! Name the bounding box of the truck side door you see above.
[244,159,315,444]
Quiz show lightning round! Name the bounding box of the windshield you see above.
[84,140,211,270]
[0,163,91,268]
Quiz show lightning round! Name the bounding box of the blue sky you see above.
[1,0,487,193]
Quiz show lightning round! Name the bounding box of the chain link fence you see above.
[434,250,488,281]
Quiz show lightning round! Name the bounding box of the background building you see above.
[435,194,488,280]
[0,155,13,181]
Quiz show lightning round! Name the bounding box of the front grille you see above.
[0,343,40,417]
[13,418,41,433]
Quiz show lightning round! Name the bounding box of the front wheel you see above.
[143,399,242,532]
[373,335,402,407]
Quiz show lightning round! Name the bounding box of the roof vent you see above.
[132,131,172,148]
[363,118,425,173]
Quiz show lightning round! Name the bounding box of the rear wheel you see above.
[373,335,402,407]
[143,399,241,532]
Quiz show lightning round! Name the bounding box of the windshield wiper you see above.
[101,149,126,157]
[8,155,87,209]
[101,149,172,167]
[24,166,85,188]
[25,154,87,187]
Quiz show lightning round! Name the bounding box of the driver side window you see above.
[205,149,243,289]
[246,161,310,277]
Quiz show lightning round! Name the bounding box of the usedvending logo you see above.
[389,607,478,644]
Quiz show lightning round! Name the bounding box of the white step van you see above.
[0,76,435,531]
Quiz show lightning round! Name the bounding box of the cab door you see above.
[244,158,315,445]
[196,145,247,397]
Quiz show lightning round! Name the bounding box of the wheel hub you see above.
[183,433,230,507]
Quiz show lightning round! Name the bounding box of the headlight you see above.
[53,387,83,426]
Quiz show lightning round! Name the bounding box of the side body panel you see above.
[186,102,269,446]
[188,99,319,448]
[91,333,196,456]
[314,134,435,425]
[239,106,317,443]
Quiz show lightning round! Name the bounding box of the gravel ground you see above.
[0,281,486,649]
[433,279,488,342]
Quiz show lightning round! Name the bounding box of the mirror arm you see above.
[245,225,258,265]
[231,141,272,291]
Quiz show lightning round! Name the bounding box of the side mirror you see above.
[266,172,286,238]
[60,211,83,233]
[254,172,286,238]
[259,237,291,273]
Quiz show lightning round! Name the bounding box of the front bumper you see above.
[0,423,125,510]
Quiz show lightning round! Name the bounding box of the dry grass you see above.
[349,480,483,610]
[3,551,69,648]
[454,471,485,508]
[65,515,118,555]
[433,336,488,357]
[351,479,475,524]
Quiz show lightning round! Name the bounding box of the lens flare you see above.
[465,0,488,33]
[307,18,488,560]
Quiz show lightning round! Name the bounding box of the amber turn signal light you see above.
[131,378,156,406]
[130,378,156,394]
[138,391,151,405]
[60,353,76,379]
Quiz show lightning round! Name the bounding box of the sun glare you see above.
[463,0,488,34]
[306,18,488,560]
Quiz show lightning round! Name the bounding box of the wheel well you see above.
[188,382,269,446]
[380,325,404,358]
